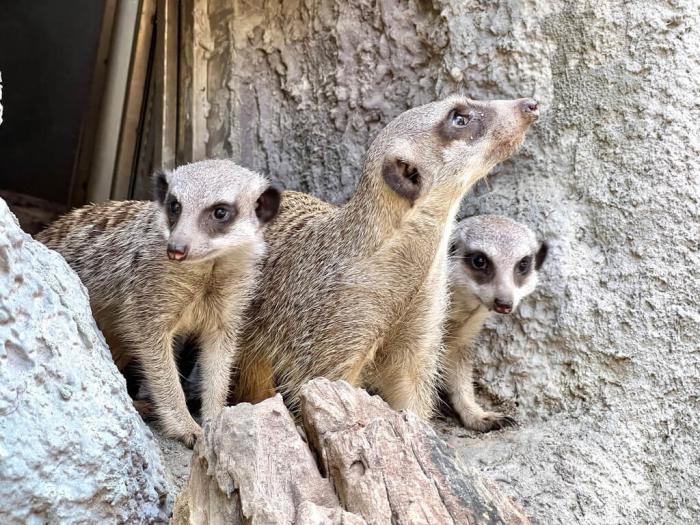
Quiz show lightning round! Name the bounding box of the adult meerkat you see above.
[234,95,539,418]
[444,215,547,432]
[37,160,280,446]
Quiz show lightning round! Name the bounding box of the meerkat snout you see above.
[493,298,513,314]
[519,98,539,122]
[444,214,547,432]
[167,242,189,261]
[154,165,281,264]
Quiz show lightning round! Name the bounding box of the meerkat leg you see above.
[233,354,276,404]
[137,334,201,447]
[369,285,441,419]
[444,342,516,432]
[373,326,440,420]
[197,328,237,422]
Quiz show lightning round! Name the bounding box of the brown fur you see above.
[234,96,539,418]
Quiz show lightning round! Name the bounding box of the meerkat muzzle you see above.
[167,243,189,261]
[519,99,539,123]
[494,298,513,314]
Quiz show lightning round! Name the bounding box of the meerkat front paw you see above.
[458,408,517,433]
[176,424,203,449]
[161,417,203,448]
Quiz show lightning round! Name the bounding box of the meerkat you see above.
[36,160,280,446]
[444,215,548,432]
[233,95,540,418]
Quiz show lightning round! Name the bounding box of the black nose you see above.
[520,98,539,121]
[494,298,513,314]
[167,243,189,261]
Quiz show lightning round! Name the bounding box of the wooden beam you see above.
[111,0,158,200]
[153,0,179,172]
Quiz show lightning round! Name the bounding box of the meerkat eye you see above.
[451,110,477,128]
[517,256,532,274]
[467,252,488,271]
[213,207,229,220]
[169,200,181,215]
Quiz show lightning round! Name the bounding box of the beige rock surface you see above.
[173,394,341,524]
[174,380,528,524]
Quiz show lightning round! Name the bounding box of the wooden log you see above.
[173,394,344,524]
[299,378,531,525]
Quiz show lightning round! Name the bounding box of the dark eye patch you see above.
[201,202,238,235]
[437,104,487,144]
[166,197,181,226]
[463,251,494,284]
[517,256,532,275]
[514,255,537,286]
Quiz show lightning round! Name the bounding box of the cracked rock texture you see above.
[174,380,527,524]
[188,1,700,523]
[300,379,530,525]
[174,394,341,524]
[0,199,173,524]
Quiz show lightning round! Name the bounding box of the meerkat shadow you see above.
[124,333,203,422]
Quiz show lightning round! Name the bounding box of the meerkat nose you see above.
[520,99,539,122]
[494,298,513,314]
[167,243,189,261]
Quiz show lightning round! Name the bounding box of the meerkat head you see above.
[361,95,539,207]
[153,160,281,263]
[450,215,548,314]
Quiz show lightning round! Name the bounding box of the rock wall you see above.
[186,1,700,523]
[0,199,173,524]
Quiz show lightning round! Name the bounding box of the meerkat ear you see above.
[256,185,282,224]
[448,226,462,255]
[535,241,549,270]
[382,157,422,203]
[153,170,169,204]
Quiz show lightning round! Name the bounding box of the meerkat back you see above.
[37,200,166,317]
[444,214,547,432]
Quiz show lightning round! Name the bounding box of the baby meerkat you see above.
[444,214,547,432]
[37,160,280,446]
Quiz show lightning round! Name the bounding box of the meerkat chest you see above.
[169,263,250,335]
[176,288,223,332]
[456,308,491,348]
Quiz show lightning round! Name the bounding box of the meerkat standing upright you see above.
[444,215,547,432]
[37,160,280,446]
[234,95,539,418]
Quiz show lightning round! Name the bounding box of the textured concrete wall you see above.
[188,1,700,523]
